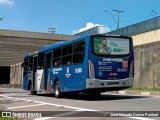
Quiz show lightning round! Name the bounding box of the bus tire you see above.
[30,85,37,95]
[54,81,62,98]
[28,80,32,90]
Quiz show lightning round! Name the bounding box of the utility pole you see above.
[48,27,56,34]
[105,9,124,32]
[112,9,124,30]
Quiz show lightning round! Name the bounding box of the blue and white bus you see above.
[23,34,134,98]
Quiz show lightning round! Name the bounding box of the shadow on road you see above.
[0,88,150,101]
[35,93,150,101]
[0,91,29,94]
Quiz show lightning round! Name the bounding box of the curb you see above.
[107,90,160,96]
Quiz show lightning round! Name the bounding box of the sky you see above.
[0,0,160,35]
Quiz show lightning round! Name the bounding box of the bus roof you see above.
[24,34,132,58]
[24,34,89,57]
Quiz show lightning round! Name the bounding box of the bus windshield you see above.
[93,36,131,56]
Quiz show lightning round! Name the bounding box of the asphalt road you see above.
[0,88,160,120]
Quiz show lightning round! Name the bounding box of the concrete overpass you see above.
[0,29,76,85]
[0,29,76,66]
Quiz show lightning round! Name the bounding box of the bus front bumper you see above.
[86,78,134,89]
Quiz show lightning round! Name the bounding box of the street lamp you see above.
[105,10,118,29]
[105,10,124,31]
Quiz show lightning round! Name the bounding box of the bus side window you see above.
[28,56,33,71]
[38,54,45,69]
[73,41,85,53]
[73,41,85,64]
[73,53,84,64]
[54,59,61,66]
[24,57,28,72]
[61,45,72,66]
[53,48,62,67]
[62,55,72,65]
[52,41,85,66]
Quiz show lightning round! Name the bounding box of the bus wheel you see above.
[55,81,61,98]
[30,85,37,95]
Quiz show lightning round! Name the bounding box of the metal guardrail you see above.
[108,16,160,36]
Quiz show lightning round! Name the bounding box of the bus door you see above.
[28,56,34,90]
[33,56,38,90]
[44,52,52,91]
[23,57,29,90]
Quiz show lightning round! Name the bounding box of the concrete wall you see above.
[10,63,23,88]
[134,41,160,88]
[132,29,160,46]
[131,29,160,88]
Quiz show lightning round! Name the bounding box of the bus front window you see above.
[93,36,131,56]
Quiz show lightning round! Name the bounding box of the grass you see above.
[127,87,160,91]
[0,117,23,120]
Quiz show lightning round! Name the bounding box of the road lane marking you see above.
[0,94,156,120]
[14,97,33,102]
[34,117,56,120]
[7,103,45,109]
[1,95,96,111]
[33,100,98,111]
[129,117,155,120]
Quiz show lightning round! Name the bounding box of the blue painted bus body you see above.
[48,36,90,92]
[23,73,28,90]
[23,34,134,93]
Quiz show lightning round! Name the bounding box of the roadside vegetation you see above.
[0,111,23,120]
